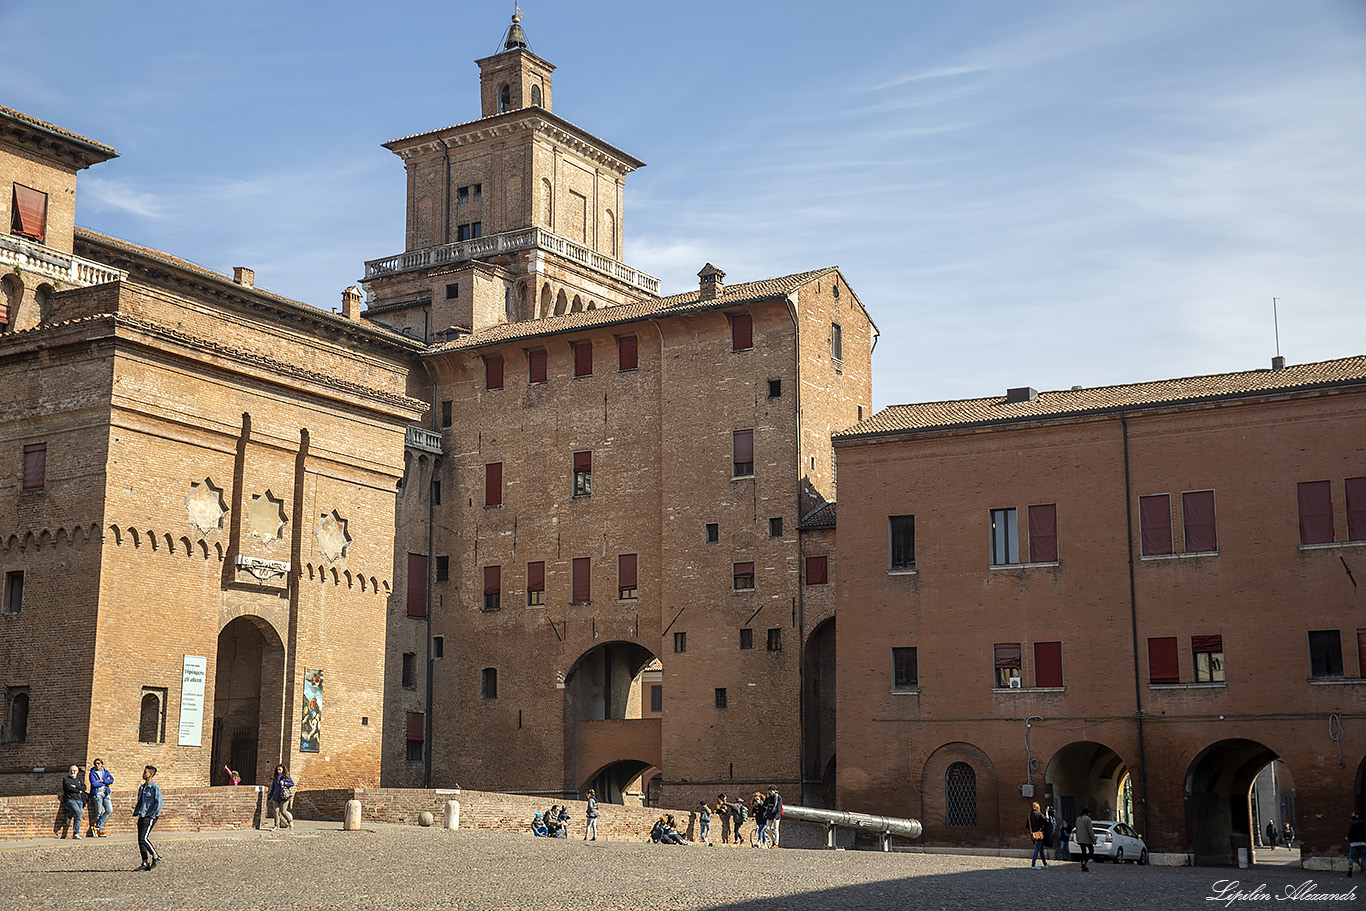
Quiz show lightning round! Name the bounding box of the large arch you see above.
[563,641,660,801]
[210,615,286,786]
[1185,738,1279,866]
[802,618,836,807]
[582,759,658,807]
[1044,740,1131,828]
[920,742,999,845]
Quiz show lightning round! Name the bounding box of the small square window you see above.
[402,653,417,689]
[432,636,444,659]
[766,628,782,651]
[705,523,720,543]
[673,632,687,653]
[805,556,828,585]
[769,517,783,538]
[733,562,756,591]
[739,628,753,650]
[435,555,450,583]
[714,687,728,708]
[446,282,460,300]
[767,379,781,398]
[892,647,918,690]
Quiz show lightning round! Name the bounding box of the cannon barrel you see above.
[781,804,923,839]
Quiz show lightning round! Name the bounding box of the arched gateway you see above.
[210,616,285,786]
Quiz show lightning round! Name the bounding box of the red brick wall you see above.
[0,786,264,840]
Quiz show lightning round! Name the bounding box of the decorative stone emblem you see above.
[247,490,287,543]
[234,555,290,583]
[314,511,352,563]
[185,479,227,535]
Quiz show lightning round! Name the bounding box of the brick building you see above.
[832,357,1366,864]
[365,17,874,808]
[0,105,426,793]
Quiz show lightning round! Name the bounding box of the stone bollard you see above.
[445,800,460,830]
[344,799,362,831]
[1238,847,1248,869]
[418,811,434,827]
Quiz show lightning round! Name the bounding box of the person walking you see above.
[60,765,87,838]
[133,765,162,871]
[1347,811,1366,877]
[1027,801,1049,868]
[751,791,768,847]
[584,789,599,841]
[764,787,783,848]
[716,794,732,845]
[88,758,113,836]
[1074,808,1095,872]
[698,800,712,845]
[268,762,295,830]
[1265,819,1277,849]
[1284,821,1295,848]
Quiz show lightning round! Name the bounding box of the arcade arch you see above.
[1185,738,1286,866]
[563,642,661,802]
[802,618,836,807]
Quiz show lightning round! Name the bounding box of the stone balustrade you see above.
[0,233,126,288]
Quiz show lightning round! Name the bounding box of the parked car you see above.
[1069,820,1148,864]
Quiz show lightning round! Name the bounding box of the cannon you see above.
[781,804,923,851]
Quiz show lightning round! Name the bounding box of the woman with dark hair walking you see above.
[268,763,295,830]
[1028,802,1049,868]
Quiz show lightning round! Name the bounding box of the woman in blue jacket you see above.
[133,765,162,870]
[88,758,113,837]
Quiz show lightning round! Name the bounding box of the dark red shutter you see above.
[572,557,591,603]
[1347,477,1366,542]
[486,355,504,390]
[483,565,501,595]
[574,341,592,377]
[731,313,752,351]
[485,462,502,506]
[406,712,424,741]
[805,555,828,585]
[529,349,547,384]
[527,561,545,592]
[1192,634,1223,653]
[618,335,638,371]
[1139,494,1172,556]
[734,562,755,586]
[1298,480,1335,545]
[733,430,754,463]
[22,443,46,492]
[619,554,637,591]
[573,451,592,473]
[1358,629,1366,678]
[1182,490,1217,553]
[406,553,428,618]
[1148,637,1179,683]
[12,185,47,243]
[994,643,1021,669]
[1028,503,1057,563]
[1034,641,1063,688]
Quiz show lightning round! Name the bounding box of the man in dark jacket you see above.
[60,765,87,838]
[1348,811,1366,876]
[763,788,783,848]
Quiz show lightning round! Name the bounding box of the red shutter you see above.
[22,443,46,492]
[406,711,424,741]
[1182,490,1217,553]
[1139,494,1172,556]
[734,562,755,586]
[528,349,547,384]
[618,335,638,371]
[527,561,545,592]
[805,555,828,585]
[406,553,428,618]
[573,451,592,473]
[1298,480,1335,545]
[619,553,637,591]
[1347,477,1366,542]
[485,462,503,506]
[1192,634,1223,653]
[486,355,504,390]
[1028,503,1057,563]
[1358,629,1366,678]
[484,565,501,595]
[574,341,592,377]
[994,643,1021,669]
[572,557,591,603]
[731,313,752,351]
[1148,637,1179,683]
[733,430,754,463]
[12,185,47,243]
[1034,641,1063,688]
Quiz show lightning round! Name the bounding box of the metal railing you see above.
[781,804,923,851]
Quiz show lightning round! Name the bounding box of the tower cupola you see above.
[477,11,555,116]
[503,12,528,51]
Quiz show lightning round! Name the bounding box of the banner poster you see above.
[178,655,208,747]
[300,668,323,753]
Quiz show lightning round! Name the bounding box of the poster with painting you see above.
[300,668,323,752]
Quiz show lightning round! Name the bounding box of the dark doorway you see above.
[1185,738,1280,866]
[803,619,836,807]
[211,616,285,786]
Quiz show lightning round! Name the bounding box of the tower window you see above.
[499,84,511,112]
[531,84,542,107]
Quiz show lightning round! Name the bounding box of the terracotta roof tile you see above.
[838,355,1366,441]
[0,105,117,157]
[427,267,840,353]
[800,502,837,530]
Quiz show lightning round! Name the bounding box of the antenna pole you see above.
[1273,297,1281,358]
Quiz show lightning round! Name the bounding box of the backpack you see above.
[738,804,749,823]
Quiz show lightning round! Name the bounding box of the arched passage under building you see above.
[1186,738,1283,866]
[802,618,836,807]
[563,641,661,800]
[582,759,659,807]
[210,615,285,786]
[1044,740,1132,829]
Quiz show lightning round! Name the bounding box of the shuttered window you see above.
[994,643,1021,688]
[1192,634,1225,683]
[406,712,424,741]
[573,341,592,377]
[527,561,545,606]
[572,557,591,603]
[11,185,47,243]
[1347,478,1366,542]
[618,335,638,371]
[483,565,501,612]
[485,355,504,390]
[1148,636,1179,684]
[528,349,547,384]
[22,443,46,492]
[1034,641,1063,688]
[732,430,754,477]
[733,562,756,591]
[1298,480,1335,544]
[731,313,752,351]
[485,462,503,507]
[618,554,638,598]
[1139,494,1172,556]
[805,555,828,585]
[1182,490,1217,553]
[1028,503,1058,563]
[406,554,428,618]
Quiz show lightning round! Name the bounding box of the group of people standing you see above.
[57,760,164,870]
[703,788,783,847]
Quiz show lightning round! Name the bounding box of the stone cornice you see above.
[386,109,643,175]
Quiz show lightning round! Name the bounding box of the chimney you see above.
[341,286,363,321]
[1271,355,1286,370]
[698,263,725,300]
[232,267,255,288]
[1006,387,1039,403]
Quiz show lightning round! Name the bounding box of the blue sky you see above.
[5,0,1363,408]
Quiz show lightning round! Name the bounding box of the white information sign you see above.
[178,655,209,746]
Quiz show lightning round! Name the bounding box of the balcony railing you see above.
[405,427,443,454]
[363,227,661,296]
[0,233,126,287]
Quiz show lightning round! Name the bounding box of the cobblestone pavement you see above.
[0,822,1360,911]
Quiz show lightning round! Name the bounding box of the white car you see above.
[1070,820,1148,864]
